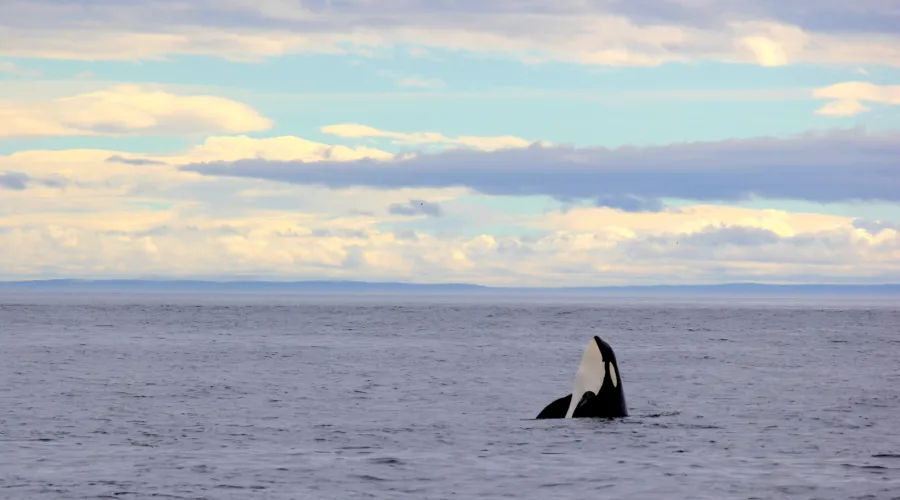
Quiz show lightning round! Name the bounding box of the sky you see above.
[1,0,900,286]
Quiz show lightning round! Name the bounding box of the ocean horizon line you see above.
[1,279,899,296]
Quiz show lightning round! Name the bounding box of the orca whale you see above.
[536,336,627,419]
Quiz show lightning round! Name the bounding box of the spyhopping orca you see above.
[536,336,627,419]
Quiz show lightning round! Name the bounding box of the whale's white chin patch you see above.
[564,337,606,418]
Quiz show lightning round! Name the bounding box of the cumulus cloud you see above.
[388,199,444,217]
[2,210,898,285]
[0,85,272,138]
[3,120,900,284]
[320,123,533,152]
[853,218,900,235]
[182,129,900,204]
[3,137,900,284]
[640,224,783,249]
[535,204,851,239]
[1,0,899,67]
[618,226,872,268]
[813,82,900,116]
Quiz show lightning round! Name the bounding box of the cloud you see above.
[813,82,900,116]
[594,195,666,213]
[3,140,900,284]
[182,129,900,204]
[2,1,899,67]
[392,228,420,241]
[601,215,900,274]
[739,36,790,67]
[645,224,783,248]
[588,0,900,36]
[0,24,339,62]
[388,199,444,217]
[3,116,900,285]
[815,99,871,117]
[0,84,272,138]
[1,208,898,285]
[2,149,190,188]
[0,144,470,230]
[536,205,851,238]
[169,135,393,163]
[0,171,29,190]
[0,171,68,190]
[106,155,168,166]
[309,228,369,239]
[853,218,900,235]
[321,123,533,151]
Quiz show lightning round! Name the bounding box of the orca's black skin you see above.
[535,394,571,419]
[536,336,628,419]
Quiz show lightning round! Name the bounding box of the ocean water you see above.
[1,292,899,500]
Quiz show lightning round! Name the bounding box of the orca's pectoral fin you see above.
[536,394,572,419]
[575,390,596,411]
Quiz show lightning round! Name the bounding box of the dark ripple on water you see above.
[1,295,900,499]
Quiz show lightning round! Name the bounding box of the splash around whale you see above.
[536,336,628,419]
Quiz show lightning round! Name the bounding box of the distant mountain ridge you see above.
[1,279,899,296]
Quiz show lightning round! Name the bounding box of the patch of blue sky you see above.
[2,48,898,153]
[2,99,895,163]
[854,103,900,134]
[122,201,176,211]
[263,95,871,149]
[3,93,866,157]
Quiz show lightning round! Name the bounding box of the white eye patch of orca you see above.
[609,362,618,388]
[564,337,607,418]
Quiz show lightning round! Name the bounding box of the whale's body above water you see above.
[536,336,628,419]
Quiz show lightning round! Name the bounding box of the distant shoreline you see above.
[1,279,899,297]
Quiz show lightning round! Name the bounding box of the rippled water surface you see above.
[2,293,899,499]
